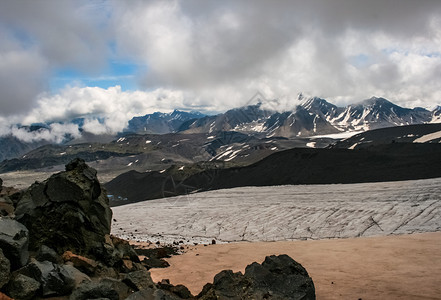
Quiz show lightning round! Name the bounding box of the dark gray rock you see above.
[198,270,251,299]
[16,259,87,297]
[69,281,118,300]
[0,218,29,269]
[157,279,193,299]
[140,257,170,269]
[154,288,188,300]
[126,288,156,300]
[198,254,315,300]
[69,278,133,300]
[125,288,186,300]
[105,235,141,271]
[15,158,112,261]
[244,254,316,299]
[61,264,91,289]
[6,273,40,300]
[0,248,10,289]
[36,245,61,264]
[122,269,155,291]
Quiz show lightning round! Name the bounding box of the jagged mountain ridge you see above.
[178,104,274,134]
[329,97,432,131]
[177,96,437,138]
[0,96,439,162]
[126,109,206,134]
[432,106,441,123]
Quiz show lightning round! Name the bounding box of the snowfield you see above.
[111,177,441,244]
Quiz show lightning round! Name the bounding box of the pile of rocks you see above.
[0,158,315,299]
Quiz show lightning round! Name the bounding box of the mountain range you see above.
[107,96,441,140]
[178,96,438,137]
[126,110,205,134]
[1,96,441,186]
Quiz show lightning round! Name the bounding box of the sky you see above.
[1,0,441,141]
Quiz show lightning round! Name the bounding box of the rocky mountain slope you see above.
[0,130,333,178]
[331,123,441,149]
[105,139,441,204]
[179,96,436,138]
[126,110,206,134]
[0,135,49,162]
[2,96,439,163]
[431,105,441,123]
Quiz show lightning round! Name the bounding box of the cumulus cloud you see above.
[0,29,48,115]
[20,85,192,135]
[9,123,82,144]
[0,0,109,71]
[0,0,110,116]
[114,0,441,108]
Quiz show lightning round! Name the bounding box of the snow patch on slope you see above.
[413,131,441,143]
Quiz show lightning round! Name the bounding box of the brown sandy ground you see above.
[150,232,441,300]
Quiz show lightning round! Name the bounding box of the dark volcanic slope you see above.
[206,143,441,188]
[106,143,441,204]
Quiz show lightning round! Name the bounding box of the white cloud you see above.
[9,123,81,144]
[19,86,190,135]
[0,0,110,117]
[0,29,48,115]
[113,0,441,109]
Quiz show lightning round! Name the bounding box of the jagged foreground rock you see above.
[15,158,113,259]
[0,158,315,299]
[198,255,315,300]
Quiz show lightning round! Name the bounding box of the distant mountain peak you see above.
[126,110,206,134]
[359,96,393,106]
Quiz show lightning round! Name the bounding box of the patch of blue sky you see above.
[49,60,143,93]
[423,52,441,58]
[349,53,371,68]
[381,47,441,58]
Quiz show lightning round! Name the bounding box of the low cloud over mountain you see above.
[0,95,439,149]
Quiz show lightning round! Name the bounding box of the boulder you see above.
[198,270,251,299]
[61,264,91,289]
[69,278,133,300]
[15,158,112,261]
[198,254,315,300]
[157,279,193,299]
[0,248,10,289]
[126,288,185,300]
[141,256,170,269]
[122,269,155,291]
[36,245,61,264]
[16,259,89,297]
[103,235,141,271]
[244,254,316,299]
[125,288,157,300]
[5,273,40,300]
[0,218,29,269]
